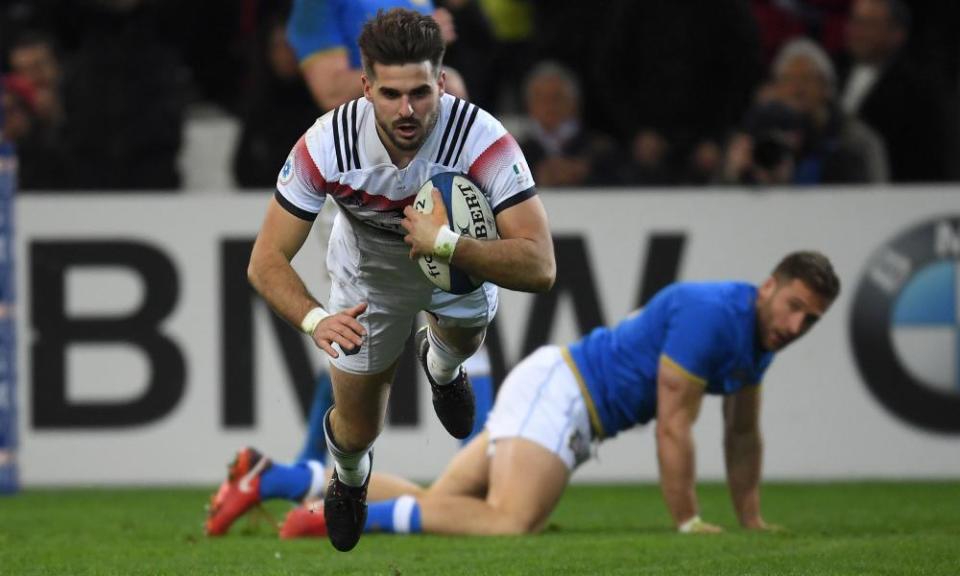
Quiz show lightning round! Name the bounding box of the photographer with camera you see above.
[723,38,888,186]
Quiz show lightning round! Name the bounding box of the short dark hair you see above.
[358,9,445,79]
[773,250,841,301]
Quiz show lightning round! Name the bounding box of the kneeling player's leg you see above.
[416,437,569,535]
[322,431,489,537]
[428,430,492,499]
[414,345,589,534]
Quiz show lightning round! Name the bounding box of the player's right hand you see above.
[311,302,367,358]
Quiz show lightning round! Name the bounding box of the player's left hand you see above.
[402,188,447,259]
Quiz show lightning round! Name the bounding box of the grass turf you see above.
[1,482,958,575]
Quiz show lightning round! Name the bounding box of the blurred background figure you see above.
[0,74,36,146]
[517,61,620,188]
[8,32,61,130]
[838,0,956,183]
[8,32,70,190]
[772,37,888,184]
[232,9,316,189]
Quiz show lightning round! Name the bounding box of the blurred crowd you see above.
[1,0,958,191]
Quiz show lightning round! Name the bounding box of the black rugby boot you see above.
[323,452,372,552]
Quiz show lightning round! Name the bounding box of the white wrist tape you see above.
[300,306,330,335]
[678,515,704,534]
[433,227,461,263]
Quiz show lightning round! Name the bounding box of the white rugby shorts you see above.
[486,346,593,471]
[325,212,498,374]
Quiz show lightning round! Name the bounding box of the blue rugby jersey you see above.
[565,282,774,439]
[287,0,434,68]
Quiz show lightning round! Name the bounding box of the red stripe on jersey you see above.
[468,133,521,187]
[294,136,325,191]
[326,181,416,212]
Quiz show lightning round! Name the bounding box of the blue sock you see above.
[258,462,313,501]
[297,371,334,464]
[364,496,422,534]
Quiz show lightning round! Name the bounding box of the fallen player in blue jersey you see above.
[276,250,840,536]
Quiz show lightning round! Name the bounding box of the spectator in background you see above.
[518,62,620,188]
[59,0,186,190]
[232,15,317,189]
[772,37,888,184]
[8,32,62,128]
[723,38,888,187]
[8,32,71,190]
[0,75,36,145]
[839,0,954,182]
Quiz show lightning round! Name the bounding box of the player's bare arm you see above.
[723,385,774,530]
[401,189,555,293]
[248,197,366,358]
[300,48,363,111]
[655,358,722,533]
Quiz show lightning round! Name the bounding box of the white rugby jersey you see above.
[275,93,536,237]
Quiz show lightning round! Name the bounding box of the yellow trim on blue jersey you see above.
[660,354,707,387]
[561,346,606,440]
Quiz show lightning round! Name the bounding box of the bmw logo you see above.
[850,217,960,433]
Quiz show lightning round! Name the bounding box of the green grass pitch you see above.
[1,482,958,575]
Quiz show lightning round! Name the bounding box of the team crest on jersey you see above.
[279,153,295,185]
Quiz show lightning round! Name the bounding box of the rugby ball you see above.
[414,172,498,294]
